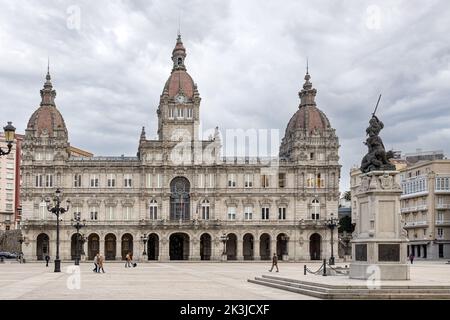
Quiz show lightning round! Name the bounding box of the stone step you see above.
[255,277,450,295]
[249,276,450,299]
[261,275,450,290]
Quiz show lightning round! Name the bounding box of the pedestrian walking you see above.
[45,254,50,267]
[125,252,131,268]
[409,253,415,264]
[269,253,279,272]
[98,254,105,273]
[93,253,99,272]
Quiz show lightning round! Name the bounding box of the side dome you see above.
[26,71,68,137]
[280,71,337,160]
[283,72,331,138]
[284,105,331,137]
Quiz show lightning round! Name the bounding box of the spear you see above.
[372,94,382,116]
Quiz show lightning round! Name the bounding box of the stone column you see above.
[133,239,141,261]
[211,239,222,261]
[116,239,122,261]
[236,239,244,261]
[99,237,105,257]
[253,239,261,260]
[270,239,277,257]
[160,238,170,261]
[190,238,201,261]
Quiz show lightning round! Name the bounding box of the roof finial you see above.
[306,57,309,75]
[177,14,181,37]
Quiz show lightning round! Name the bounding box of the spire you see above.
[40,62,56,106]
[306,57,309,75]
[140,126,146,140]
[172,32,187,71]
[298,65,317,107]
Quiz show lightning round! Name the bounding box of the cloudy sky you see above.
[0,0,449,191]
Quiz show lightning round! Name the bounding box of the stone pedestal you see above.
[350,171,410,280]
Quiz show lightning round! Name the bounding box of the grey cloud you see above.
[0,0,449,192]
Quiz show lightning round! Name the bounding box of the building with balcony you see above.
[19,34,340,262]
[399,160,450,259]
[0,133,24,230]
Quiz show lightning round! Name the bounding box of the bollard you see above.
[304,265,306,275]
[322,259,327,276]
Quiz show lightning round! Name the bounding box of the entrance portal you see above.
[310,233,321,260]
[147,233,159,261]
[169,233,189,260]
[36,233,49,260]
[200,233,211,260]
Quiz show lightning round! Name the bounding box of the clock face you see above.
[175,94,185,104]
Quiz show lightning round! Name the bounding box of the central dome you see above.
[163,70,195,99]
[162,34,196,99]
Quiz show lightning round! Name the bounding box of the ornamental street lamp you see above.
[79,234,87,256]
[220,233,229,258]
[0,122,16,156]
[141,234,148,256]
[71,213,86,266]
[17,235,26,263]
[46,188,70,272]
[325,212,339,265]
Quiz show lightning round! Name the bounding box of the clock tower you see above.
[157,33,201,141]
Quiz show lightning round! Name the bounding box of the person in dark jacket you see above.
[45,255,50,267]
[269,253,279,272]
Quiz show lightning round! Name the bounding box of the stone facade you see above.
[20,35,341,262]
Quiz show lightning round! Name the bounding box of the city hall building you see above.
[20,35,341,262]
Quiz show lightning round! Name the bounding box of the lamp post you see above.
[220,233,229,261]
[17,235,25,263]
[0,122,16,156]
[71,213,86,266]
[79,234,87,256]
[325,212,339,265]
[46,188,70,272]
[141,234,148,257]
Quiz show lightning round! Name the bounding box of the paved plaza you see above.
[1,260,450,300]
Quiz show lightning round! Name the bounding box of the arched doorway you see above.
[88,233,100,260]
[105,234,116,260]
[260,234,271,260]
[70,233,83,260]
[200,233,211,260]
[310,233,321,260]
[36,233,49,260]
[170,233,190,260]
[226,233,237,260]
[170,177,190,221]
[147,233,159,261]
[121,234,133,260]
[243,234,254,260]
[277,233,289,259]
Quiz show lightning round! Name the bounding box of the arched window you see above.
[311,199,320,220]
[178,57,183,66]
[149,200,158,220]
[201,199,210,220]
[170,177,190,220]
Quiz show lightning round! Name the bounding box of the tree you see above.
[338,215,354,234]
[343,191,351,201]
